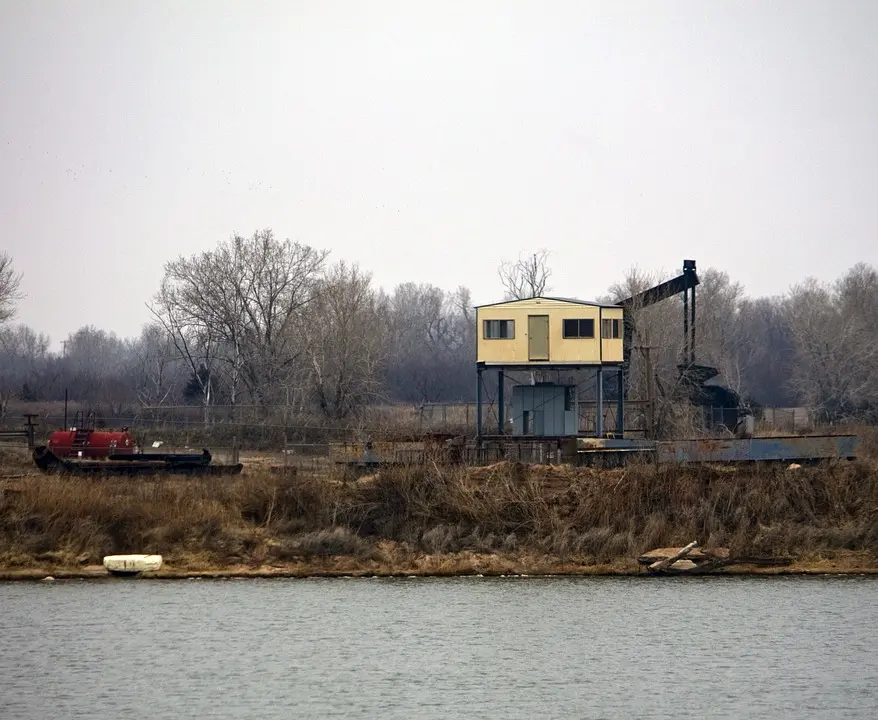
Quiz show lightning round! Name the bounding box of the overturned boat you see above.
[32,445,243,477]
[103,554,163,576]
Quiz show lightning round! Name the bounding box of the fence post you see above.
[232,435,240,464]
[24,414,38,450]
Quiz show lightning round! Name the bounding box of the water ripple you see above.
[0,575,876,719]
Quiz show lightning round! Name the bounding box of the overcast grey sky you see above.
[2,1,876,347]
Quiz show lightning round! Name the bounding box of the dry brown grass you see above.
[1,453,877,573]
[0,446,32,473]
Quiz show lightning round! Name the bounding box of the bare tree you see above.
[0,252,24,325]
[57,325,135,413]
[150,276,221,423]
[300,261,387,419]
[130,323,182,407]
[836,262,878,336]
[227,230,329,402]
[732,296,796,406]
[149,229,329,409]
[498,250,552,300]
[0,323,50,417]
[786,271,878,422]
[688,269,745,391]
[384,282,474,403]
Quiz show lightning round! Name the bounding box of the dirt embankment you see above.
[2,441,878,579]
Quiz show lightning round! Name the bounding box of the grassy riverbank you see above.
[2,440,877,578]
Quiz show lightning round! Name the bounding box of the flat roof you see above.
[474,295,621,309]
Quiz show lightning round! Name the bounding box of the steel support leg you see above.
[497,370,504,435]
[476,368,483,446]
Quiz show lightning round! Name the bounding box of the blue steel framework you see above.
[475,364,625,444]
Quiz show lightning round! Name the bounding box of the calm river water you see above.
[0,575,876,719]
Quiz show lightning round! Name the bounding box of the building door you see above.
[528,315,550,361]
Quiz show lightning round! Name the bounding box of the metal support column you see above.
[683,287,689,363]
[616,367,624,437]
[476,368,483,446]
[497,370,504,435]
[595,366,604,437]
[690,283,696,363]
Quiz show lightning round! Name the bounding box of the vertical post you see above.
[24,414,38,450]
[645,347,655,438]
[617,367,624,437]
[621,309,633,402]
[595,366,604,438]
[690,283,696,364]
[497,370,504,435]
[232,435,240,464]
[476,368,483,447]
[683,288,689,363]
[64,388,68,430]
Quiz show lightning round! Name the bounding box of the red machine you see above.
[34,409,242,476]
[48,426,137,459]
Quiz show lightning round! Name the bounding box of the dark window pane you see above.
[580,319,594,338]
[563,319,578,338]
[484,319,514,339]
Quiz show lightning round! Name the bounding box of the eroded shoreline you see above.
[3,449,878,583]
[3,553,877,581]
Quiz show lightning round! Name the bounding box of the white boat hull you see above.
[103,554,163,576]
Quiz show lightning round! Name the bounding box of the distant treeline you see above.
[1,235,876,426]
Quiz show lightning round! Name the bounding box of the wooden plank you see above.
[638,546,729,565]
[661,558,738,575]
[648,541,698,572]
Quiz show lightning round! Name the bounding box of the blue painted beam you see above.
[656,435,860,464]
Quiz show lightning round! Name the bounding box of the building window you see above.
[483,319,514,339]
[601,318,622,339]
[563,318,595,338]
